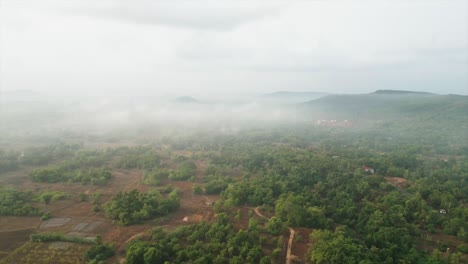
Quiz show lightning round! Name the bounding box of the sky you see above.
[1,0,467,99]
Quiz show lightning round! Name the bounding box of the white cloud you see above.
[0,0,467,97]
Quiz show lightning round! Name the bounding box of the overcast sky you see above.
[1,0,467,99]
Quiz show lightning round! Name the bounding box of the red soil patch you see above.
[291,227,314,262]
[233,207,252,230]
[104,224,153,253]
[0,216,41,231]
[0,228,35,259]
[419,229,466,253]
[157,180,218,229]
[98,169,150,195]
[385,177,408,188]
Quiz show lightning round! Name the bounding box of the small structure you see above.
[439,209,447,215]
[182,216,188,222]
[362,166,375,174]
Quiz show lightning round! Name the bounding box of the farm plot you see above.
[0,241,90,264]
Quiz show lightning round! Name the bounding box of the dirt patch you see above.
[81,221,104,233]
[419,229,466,253]
[0,217,41,231]
[0,228,35,260]
[194,159,208,183]
[54,201,99,218]
[98,169,150,195]
[385,177,408,188]
[48,241,73,250]
[71,220,103,233]
[104,224,153,253]
[40,218,71,228]
[291,227,314,262]
[72,222,88,232]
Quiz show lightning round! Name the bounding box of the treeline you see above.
[31,232,96,244]
[115,147,161,170]
[0,187,42,216]
[126,213,271,264]
[104,189,180,225]
[30,167,112,185]
[0,143,80,173]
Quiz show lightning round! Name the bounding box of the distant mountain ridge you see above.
[373,90,435,95]
[301,90,468,123]
[262,91,329,97]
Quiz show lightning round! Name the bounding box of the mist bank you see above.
[1,90,466,149]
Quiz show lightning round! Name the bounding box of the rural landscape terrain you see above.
[0,90,467,263]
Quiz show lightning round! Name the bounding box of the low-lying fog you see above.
[0,92,317,142]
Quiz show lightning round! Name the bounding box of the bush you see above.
[86,242,115,262]
[37,191,68,204]
[0,187,42,216]
[80,193,89,202]
[204,180,228,195]
[31,233,96,244]
[192,185,203,195]
[30,167,112,185]
[41,212,51,221]
[457,244,468,254]
[104,189,180,225]
[267,217,284,235]
[169,161,196,181]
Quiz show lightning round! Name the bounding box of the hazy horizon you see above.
[1,0,467,98]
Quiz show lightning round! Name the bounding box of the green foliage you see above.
[275,194,328,228]
[457,244,468,254]
[116,147,161,170]
[0,143,80,174]
[126,213,266,264]
[92,192,102,204]
[31,232,96,244]
[30,167,112,185]
[80,193,89,202]
[222,179,279,207]
[267,217,284,235]
[192,185,203,195]
[37,191,68,204]
[21,143,81,166]
[28,149,113,185]
[86,242,115,262]
[104,189,180,225]
[309,228,370,264]
[40,212,51,221]
[205,179,229,195]
[143,168,169,186]
[169,161,197,180]
[0,187,42,216]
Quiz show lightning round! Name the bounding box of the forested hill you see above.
[301,91,468,122]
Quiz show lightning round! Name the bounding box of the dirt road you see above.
[253,207,296,264]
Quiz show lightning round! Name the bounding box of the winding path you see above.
[286,227,295,264]
[253,207,295,264]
